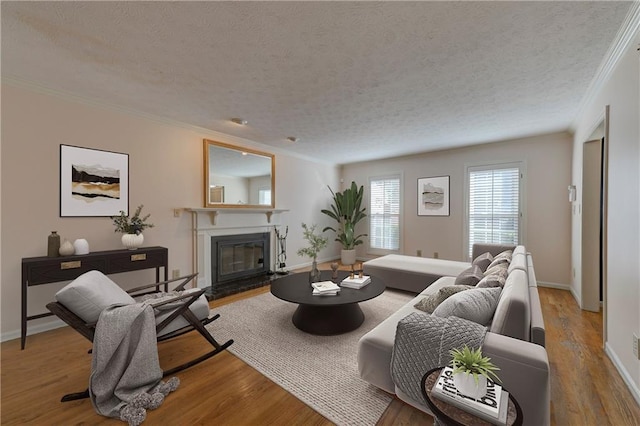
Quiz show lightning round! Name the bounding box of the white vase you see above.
[341,249,356,265]
[121,233,144,250]
[73,238,90,255]
[58,240,75,256]
[453,372,487,399]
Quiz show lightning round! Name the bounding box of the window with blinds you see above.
[466,163,523,259]
[369,176,401,252]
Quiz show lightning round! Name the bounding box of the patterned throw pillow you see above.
[487,250,513,269]
[414,285,474,314]
[476,268,508,288]
[483,262,508,277]
[472,252,494,272]
[432,287,502,325]
[454,265,484,286]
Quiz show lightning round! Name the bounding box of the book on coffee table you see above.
[340,276,371,289]
[431,367,508,426]
[312,281,341,296]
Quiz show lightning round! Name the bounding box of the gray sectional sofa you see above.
[359,244,550,426]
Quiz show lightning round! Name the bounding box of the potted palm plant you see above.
[321,181,367,265]
[449,345,501,399]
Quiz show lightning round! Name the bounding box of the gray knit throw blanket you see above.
[90,303,180,426]
[391,312,487,406]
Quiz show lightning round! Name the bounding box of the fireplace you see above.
[208,232,272,299]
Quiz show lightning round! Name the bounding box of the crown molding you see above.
[1,76,337,167]
[571,1,640,131]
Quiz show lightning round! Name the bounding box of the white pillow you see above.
[55,270,136,323]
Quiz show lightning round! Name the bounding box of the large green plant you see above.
[321,181,367,250]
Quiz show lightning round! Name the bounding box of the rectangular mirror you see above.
[204,139,275,208]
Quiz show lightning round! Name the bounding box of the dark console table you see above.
[21,246,168,349]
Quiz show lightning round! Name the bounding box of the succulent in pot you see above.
[449,345,501,399]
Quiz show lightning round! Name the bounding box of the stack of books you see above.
[311,281,341,296]
[431,367,509,426]
[340,275,371,289]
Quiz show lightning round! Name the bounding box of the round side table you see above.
[420,367,523,426]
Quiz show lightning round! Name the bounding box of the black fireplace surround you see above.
[207,232,273,299]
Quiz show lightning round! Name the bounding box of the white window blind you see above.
[467,164,522,258]
[369,176,401,251]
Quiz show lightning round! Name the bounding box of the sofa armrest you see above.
[483,332,550,426]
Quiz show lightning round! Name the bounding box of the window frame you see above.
[367,173,403,255]
[463,161,526,260]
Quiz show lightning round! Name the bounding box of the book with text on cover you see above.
[431,367,508,426]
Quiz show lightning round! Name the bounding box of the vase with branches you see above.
[297,223,328,283]
[111,205,154,249]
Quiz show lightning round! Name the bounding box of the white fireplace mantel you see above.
[187,207,289,225]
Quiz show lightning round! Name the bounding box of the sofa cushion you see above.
[490,269,530,341]
[507,251,528,274]
[454,265,484,286]
[472,252,493,272]
[414,285,473,314]
[432,287,502,325]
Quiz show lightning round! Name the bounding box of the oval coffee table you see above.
[270,270,385,335]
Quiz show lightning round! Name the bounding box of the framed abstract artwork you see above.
[417,176,450,216]
[60,145,129,217]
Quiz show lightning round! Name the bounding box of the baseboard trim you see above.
[605,342,640,408]
[1,318,67,343]
[537,281,571,291]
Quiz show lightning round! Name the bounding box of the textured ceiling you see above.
[1,1,633,164]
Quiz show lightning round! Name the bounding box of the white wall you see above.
[343,132,573,286]
[571,28,640,402]
[0,83,340,340]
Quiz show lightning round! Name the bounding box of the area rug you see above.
[207,289,413,425]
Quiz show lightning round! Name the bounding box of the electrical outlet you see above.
[634,334,639,360]
[433,252,439,259]
[416,250,422,257]
[173,208,181,218]
[172,269,180,279]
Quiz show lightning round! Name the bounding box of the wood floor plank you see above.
[2,268,639,425]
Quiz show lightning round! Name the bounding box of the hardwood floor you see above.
[2,270,639,425]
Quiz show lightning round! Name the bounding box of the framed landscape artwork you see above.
[417,176,450,216]
[60,145,129,217]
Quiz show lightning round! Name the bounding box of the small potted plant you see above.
[111,204,154,250]
[449,345,501,399]
[321,181,367,265]
[297,223,328,283]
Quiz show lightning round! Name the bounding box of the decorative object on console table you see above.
[296,223,328,284]
[321,181,367,265]
[59,240,75,256]
[47,231,60,257]
[417,176,450,216]
[73,238,90,255]
[59,144,129,217]
[111,204,154,250]
[21,246,168,350]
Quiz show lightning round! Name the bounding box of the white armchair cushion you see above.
[55,270,136,323]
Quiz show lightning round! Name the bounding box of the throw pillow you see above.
[414,285,474,314]
[432,287,502,325]
[483,262,508,277]
[493,250,513,263]
[476,269,508,288]
[487,256,510,270]
[454,265,484,286]
[472,252,493,272]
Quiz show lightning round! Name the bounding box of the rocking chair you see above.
[46,270,233,402]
